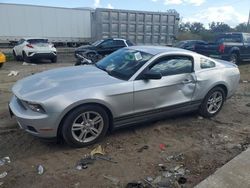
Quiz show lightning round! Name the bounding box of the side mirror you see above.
[143,70,162,80]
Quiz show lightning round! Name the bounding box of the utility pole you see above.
[248,10,250,32]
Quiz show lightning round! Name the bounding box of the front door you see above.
[133,55,197,114]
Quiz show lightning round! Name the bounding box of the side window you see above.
[150,56,193,76]
[100,40,114,48]
[243,34,250,43]
[200,58,216,69]
[114,40,126,47]
[17,39,25,45]
[126,40,134,46]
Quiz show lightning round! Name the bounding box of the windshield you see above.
[96,48,153,80]
[27,39,48,44]
[92,40,104,46]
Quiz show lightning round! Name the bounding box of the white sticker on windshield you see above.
[134,52,142,61]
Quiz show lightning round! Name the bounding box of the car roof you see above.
[127,45,192,55]
[23,37,48,40]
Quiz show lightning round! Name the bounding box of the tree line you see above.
[177,22,249,41]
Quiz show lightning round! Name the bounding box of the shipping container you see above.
[93,8,179,45]
[0,3,92,46]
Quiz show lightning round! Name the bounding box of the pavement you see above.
[195,148,250,188]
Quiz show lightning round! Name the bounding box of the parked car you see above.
[13,38,57,63]
[75,38,134,61]
[0,52,6,68]
[9,46,240,147]
[195,32,250,64]
[175,40,207,51]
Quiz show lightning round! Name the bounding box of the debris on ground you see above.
[178,177,187,184]
[76,155,95,170]
[0,182,3,186]
[159,143,166,151]
[95,155,118,164]
[90,145,105,156]
[137,145,149,152]
[165,153,184,162]
[103,175,120,186]
[126,181,144,188]
[241,80,249,83]
[0,172,7,179]
[37,165,44,175]
[7,71,19,77]
[246,103,250,107]
[0,157,10,166]
[22,62,37,66]
[146,176,153,182]
[198,116,204,120]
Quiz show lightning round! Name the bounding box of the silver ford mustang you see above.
[9,46,240,147]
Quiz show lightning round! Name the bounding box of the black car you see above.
[175,40,207,51]
[75,38,134,61]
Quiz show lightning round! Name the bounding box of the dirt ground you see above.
[0,51,250,188]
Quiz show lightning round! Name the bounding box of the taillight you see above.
[218,44,225,53]
[26,44,34,48]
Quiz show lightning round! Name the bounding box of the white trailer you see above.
[0,3,92,46]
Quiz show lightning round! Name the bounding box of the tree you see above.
[234,23,248,32]
[209,22,232,33]
[189,22,206,34]
[179,22,205,34]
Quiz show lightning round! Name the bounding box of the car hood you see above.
[12,65,123,101]
[76,45,96,51]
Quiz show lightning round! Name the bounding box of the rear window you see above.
[215,34,242,43]
[27,39,48,44]
[200,58,216,69]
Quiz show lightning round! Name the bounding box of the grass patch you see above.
[5,53,14,62]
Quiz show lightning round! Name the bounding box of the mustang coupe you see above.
[9,46,240,147]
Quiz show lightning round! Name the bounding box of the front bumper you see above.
[9,95,59,138]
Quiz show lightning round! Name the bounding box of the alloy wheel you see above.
[206,91,223,114]
[71,111,104,143]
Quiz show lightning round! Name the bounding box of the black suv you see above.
[75,38,134,60]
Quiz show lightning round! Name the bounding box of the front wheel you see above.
[62,105,109,147]
[199,87,225,118]
[229,53,239,64]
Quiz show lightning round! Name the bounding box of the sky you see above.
[0,0,249,27]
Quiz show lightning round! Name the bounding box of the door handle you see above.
[182,79,193,84]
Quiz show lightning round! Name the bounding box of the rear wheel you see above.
[62,105,109,147]
[22,51,31,63]
[229,53,239,64]
[199,87,225,118]
[51,56,57,63]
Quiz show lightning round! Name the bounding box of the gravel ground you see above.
[0,53,250,188]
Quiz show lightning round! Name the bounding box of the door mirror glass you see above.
[143,70,162,80]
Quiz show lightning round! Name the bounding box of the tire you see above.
[199,87,225,118]
[62,105,109,147]
[13,50,18,61]
[51,56,57,63]
[13,50,22,61]
[229,53,239,64]
[22,51,31,63]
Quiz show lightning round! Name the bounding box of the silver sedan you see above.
[9,46,240,147]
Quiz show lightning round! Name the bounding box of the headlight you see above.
[25,102,45,113]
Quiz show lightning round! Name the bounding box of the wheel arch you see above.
[57,102,114,138]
